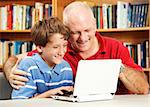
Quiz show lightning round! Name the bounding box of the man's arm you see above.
[3,55,18,81]
[119,65,149,94]
[3,53,28,89]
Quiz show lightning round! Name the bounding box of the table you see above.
[0,95,150,107]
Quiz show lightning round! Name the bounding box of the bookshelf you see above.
[0,0,54,70]
[0,0,150,73]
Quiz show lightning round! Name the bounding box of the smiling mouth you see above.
[77,41,88,46]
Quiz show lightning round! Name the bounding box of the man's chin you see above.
[78,47,89,52]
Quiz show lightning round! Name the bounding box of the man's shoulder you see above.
[102,36,123,46]
[96,32,123,45]
[103,36,122,43]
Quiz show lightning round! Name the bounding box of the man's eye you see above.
[71,32,75,34]
[53,46,58,48]
[71,31,80,35]
[85,29,90,32]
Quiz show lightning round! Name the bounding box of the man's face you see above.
[68,16,96,53]
[40,33,68,67]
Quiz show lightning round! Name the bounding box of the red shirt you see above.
[28,32,143,94]
[64,32,143,94]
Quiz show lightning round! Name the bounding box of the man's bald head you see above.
[63,1,95,26]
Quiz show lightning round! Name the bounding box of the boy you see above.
[11,17,74,99]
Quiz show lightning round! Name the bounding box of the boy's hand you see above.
[50,86,74,96]
[34,86,74,98]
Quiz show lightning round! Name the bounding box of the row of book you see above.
[92,1,149,29]
[0,39,149,68]
[124,40,149,68]
[0,2,52,30]
[0,40,35,65]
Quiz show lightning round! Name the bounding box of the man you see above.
[3,1,149,94]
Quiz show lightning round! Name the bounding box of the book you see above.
[112,5,117,28]
[6,4,13,30]
[0,6,7,30]
[102,4,109,29]
[117,1,129,28]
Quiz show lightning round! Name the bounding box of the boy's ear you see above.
[36,46,42,53]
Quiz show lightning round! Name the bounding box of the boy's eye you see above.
[63,44,67,48]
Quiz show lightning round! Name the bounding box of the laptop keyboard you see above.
[56,90,73,97]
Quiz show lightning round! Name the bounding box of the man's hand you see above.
[119,65,149,94]
[9,68,29,90]
[3,53,28,90]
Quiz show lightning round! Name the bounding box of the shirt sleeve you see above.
[11,58,37,99]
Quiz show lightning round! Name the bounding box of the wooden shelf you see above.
[0,65,2,72]
[97,27,150,32]
[99,28,149,43]
[0,27,149,33]
[0,0,52,6]
[0,30,31,33]
[0,30,31,41]
[143,68,150,72]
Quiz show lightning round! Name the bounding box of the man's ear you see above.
[36,46,42,53]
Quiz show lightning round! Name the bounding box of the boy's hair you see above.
[31,16,70,47]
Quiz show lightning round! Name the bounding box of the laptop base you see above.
[51,93,114,102]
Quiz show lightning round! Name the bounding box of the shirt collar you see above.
[32,53,54,74]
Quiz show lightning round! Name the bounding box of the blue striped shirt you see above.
[11,53,74,99]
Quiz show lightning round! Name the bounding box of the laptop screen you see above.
[73,59,121,96]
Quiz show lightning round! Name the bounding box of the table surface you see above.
[0,95,150,107]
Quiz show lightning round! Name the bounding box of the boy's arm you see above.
[34,61,74,98]
[11,58,37,99]
[33,86,73,98]
[3,53,28,89]
[119,65,149,94]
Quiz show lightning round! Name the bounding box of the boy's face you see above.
[40,33,68,67]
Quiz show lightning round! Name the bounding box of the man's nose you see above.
[79,32,88,41]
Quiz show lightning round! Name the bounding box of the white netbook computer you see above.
[51,59,121,102]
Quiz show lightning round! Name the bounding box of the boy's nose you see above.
[58,47,66,56]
